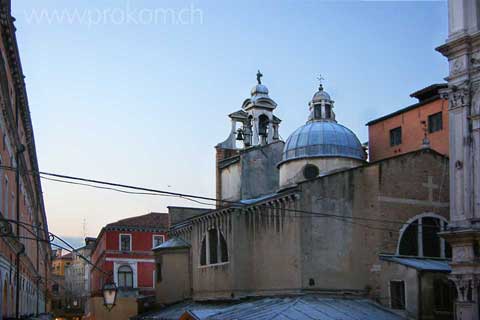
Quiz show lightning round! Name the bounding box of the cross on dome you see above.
[256,70,263,84]
[317,75,324,90]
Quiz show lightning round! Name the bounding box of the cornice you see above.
[436,32,480,58]
[0,8,50,253]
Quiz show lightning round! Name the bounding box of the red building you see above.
[367,83,449,162]
[88,212,169,319]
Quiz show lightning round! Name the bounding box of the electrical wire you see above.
[0,164,448,233]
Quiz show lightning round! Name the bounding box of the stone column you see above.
[437,1,480,319]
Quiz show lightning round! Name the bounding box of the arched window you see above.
[314,105,322,119]
[398,214,451,258]
[117,265,133,288]
[200,228,228,266]
[324,104,332,119]
[258,115,269,137]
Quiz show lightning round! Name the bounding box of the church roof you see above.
[134,296,403,320]
[281,121,366,164]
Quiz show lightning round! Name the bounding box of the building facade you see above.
[62,238,96,319]
[88,212,169,320]
[151,78,453,319]
[367,83,449,162]
[0,0,51,317]
[51,251,72,318]
[436,1,480,319]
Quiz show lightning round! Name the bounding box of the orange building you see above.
[51,251,72,277]
[367,84,449,162]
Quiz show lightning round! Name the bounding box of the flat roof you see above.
[380,255,451,272]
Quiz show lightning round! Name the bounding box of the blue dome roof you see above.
[282,122,366,162]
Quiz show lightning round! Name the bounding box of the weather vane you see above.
[317,75,324,90]
[256,70,263,85]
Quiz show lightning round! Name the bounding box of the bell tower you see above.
[216,71,281,150]
[215,72,283,207]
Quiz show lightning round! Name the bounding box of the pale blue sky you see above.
[12,1,448,241]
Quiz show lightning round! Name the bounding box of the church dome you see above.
[281,121,365,163]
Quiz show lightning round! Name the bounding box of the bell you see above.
[236,129,244,141]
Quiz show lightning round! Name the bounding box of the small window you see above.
[153,235,165,248]
[200,228,228,266]
[314,105,322,119]
[390,280,406,310]
[156,263,162,283]
[303,164,320,180]
[325,105,332,119]
[258,115,269,137]
[117,265,133,288]
[390,127,402,146]
[209,229,219,264]
[428,112,443,133]
[119,234,131,252]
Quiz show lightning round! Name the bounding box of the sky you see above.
[12,0,448,245]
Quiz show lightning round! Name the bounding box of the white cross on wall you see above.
[422,176,439,202]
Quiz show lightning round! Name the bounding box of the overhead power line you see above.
[0,164,446,230]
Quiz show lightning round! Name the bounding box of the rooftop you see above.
[134,295,403,320]
[106,212,170,230]
[366,83,447,126]
[380,255,451,272]
[153,237,190,250]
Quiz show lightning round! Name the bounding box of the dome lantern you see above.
[308,77,335,123]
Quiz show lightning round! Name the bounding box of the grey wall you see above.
[168,207,211,225]
[219,141,284,203]
[240,141,284,200]
[155,248,191,305]
[165,149,450,307]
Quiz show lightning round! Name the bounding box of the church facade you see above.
[152,77,453,319]
[436,1,480,319]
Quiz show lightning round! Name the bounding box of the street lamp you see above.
[102,282,118,312]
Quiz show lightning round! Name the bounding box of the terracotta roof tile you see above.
[106,212,169,230]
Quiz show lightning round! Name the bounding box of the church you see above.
[147,74,453,320]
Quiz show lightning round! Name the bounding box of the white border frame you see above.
[118,233,132,252]
[113,261,137,288]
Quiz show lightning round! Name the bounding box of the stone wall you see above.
[218,141,284,203]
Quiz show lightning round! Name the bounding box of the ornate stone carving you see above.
[472,82,480,118]
[451,275,474,302]
[449,85,470,110]
[451,57,465,75]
